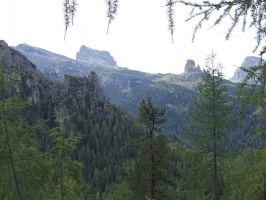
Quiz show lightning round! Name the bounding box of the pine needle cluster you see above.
[171,0,265,52]
[106,0,119,34]
[63,0,78,40]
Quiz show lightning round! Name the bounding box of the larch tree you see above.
[49,110,85,200]
[62,0,265,53]
[190,52,232,200]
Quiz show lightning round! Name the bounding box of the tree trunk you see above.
[149,110,155,200]
[60,134,65,200]
[212,66,218,200]
[150,128,155,200]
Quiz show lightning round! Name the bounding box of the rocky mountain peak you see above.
[0,40,8,49]
[184,59,202,74]
[76,45,117,68]
[0,40,36,72]
[241,56,262,68]
[230,56,263,83]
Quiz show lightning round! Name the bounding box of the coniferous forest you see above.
[0,40,266,200]
[0,0,266,200]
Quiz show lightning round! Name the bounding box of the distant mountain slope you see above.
[14,43,261,149]
[15,43,108,80]
[15,43,202,135]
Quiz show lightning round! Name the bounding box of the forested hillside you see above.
[1,40,265,200]
[15,43,261,149]
[0,40,144,199]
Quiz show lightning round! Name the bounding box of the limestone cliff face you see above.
[76,45,117,68]
[0,41,104,126]
[1,41,142,195]
[184,59,202,74]
[230,56,263,83]
[178,59,203,81]
[0,40,46,104]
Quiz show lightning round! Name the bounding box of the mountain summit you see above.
[230,56,263,83]
[184,59,202,74]
[76,45,117,68]
[178,59,202,81]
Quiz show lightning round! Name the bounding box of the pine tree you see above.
[190,53,232,200]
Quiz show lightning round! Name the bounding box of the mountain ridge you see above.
[0,40,142,197]
[76,45,118,68]
[11,41,259,148]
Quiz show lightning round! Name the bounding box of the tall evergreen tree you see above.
[129,97,174,200]
[49,110,85,200]
[190,53,232,200]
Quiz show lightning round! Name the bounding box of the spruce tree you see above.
[129,97,174,200]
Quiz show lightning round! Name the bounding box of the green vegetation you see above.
[0,41,266,200]
[127,98,174,200]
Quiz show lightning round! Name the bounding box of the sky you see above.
[0,0,263,78]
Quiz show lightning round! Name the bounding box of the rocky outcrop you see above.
[76,45,117,68]
[184,59,202,74]
[1,41,105,126]
[178,59,202,81]
[64,72,104,112]
[0,40,44,103]
[230,56,263,83]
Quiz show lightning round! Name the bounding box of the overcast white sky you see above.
[0,0,263,78]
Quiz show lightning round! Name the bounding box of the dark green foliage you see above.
[139,97,166,130]
[0,57,52,200]
[1,42,266,200]
[129,135,175,200]
[75,107,142,198]
[175,145,266,200]
[175,145,214,200]
[0,45,145,199]
[222,150,266,200]
[104,181,135,200]
[128,97,175,200]
[49,111,85,200]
